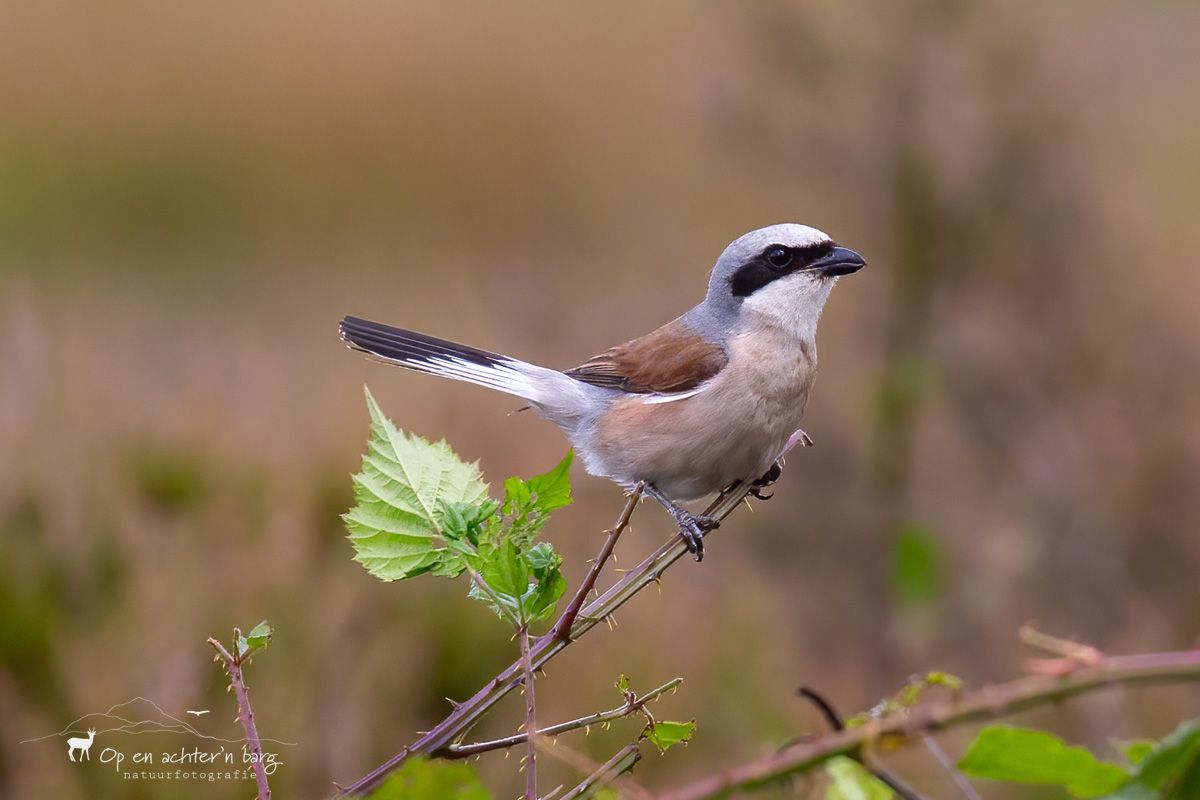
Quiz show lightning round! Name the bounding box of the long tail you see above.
[339,315,585,409]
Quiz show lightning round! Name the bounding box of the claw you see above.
[678,514,719,561]
[642,482,720,563]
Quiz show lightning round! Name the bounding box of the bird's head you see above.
[704,223,865,339]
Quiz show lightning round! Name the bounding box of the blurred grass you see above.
[1,1,1199,799]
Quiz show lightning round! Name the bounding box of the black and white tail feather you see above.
[338,316,600,420]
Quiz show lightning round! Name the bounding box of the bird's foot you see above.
[751,460,784,500]
[675,512,719,562]
[641,482,719,562]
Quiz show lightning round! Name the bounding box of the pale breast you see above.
[586,328,818,501]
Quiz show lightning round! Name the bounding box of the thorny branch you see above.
[552,484,643,642]
[443,678,682,759]
[336,433,809,797]
[559,743,643,800]
[208,631,271,800]
[519,625,537,800]
[657,646,1200,800]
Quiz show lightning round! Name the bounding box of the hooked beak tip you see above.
[813,246,866,277]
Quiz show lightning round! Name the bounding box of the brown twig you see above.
[553,484,643,642]
[443,678,682,759]
[519,625,537,800]
[559,743,643,800]
[208,632,271,800]
[657,646,1200,800]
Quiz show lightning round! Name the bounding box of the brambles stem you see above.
[519,625,537,800]
[443,678,681,758]
[657,647,1200,800]
[208,633,271,800]
[559,744,642,800]
[553,484,642,642]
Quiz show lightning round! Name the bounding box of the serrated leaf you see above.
[467,578,521,621]
[644,720,696,753]
[825,756,895,800]
[526,449,573,514]
[345,387,493,581]
[490,450,573,550]
[366,756,490,800]
[236,620,273,658]
[959,725,1127,798]
[522,567,566,622]
[481,540,529,599]
[525,541,561,579]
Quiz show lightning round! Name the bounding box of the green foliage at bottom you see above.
[825,757,893,800]
[959,719,1200,799]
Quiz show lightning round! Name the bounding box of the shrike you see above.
[340,223,865,560]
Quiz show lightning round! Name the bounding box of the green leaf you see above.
[526,449,574,514]
[489,450,573,550]
[522,567,567,622]
[481,540,529,599]
[1124,719,1200,794]
[345,387,492,581]
[467,578,520,621]
[366,756,490,800]
[825,756,895,800]
[959,725,1127,798]
[644,719,696,753]
[889,523,944,605]
[617,675,631,693]
[525,541,561,578]
[236,620,273,658]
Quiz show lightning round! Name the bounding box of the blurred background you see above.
[2,1,1199,798]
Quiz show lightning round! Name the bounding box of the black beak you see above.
[807,246,865,276]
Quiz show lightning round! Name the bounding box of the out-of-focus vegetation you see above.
[1,2,1198,798]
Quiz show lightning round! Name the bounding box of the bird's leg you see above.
[642,483,719,562]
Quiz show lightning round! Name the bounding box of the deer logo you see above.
[67,728,96,762]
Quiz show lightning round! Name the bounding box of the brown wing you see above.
[565,319,727,394]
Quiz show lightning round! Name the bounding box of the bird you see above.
[186,709,210,716]
[340,223,865,561]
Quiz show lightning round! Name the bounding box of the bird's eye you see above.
[766,246,792,269]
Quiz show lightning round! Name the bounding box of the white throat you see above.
[740,273,835,342]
